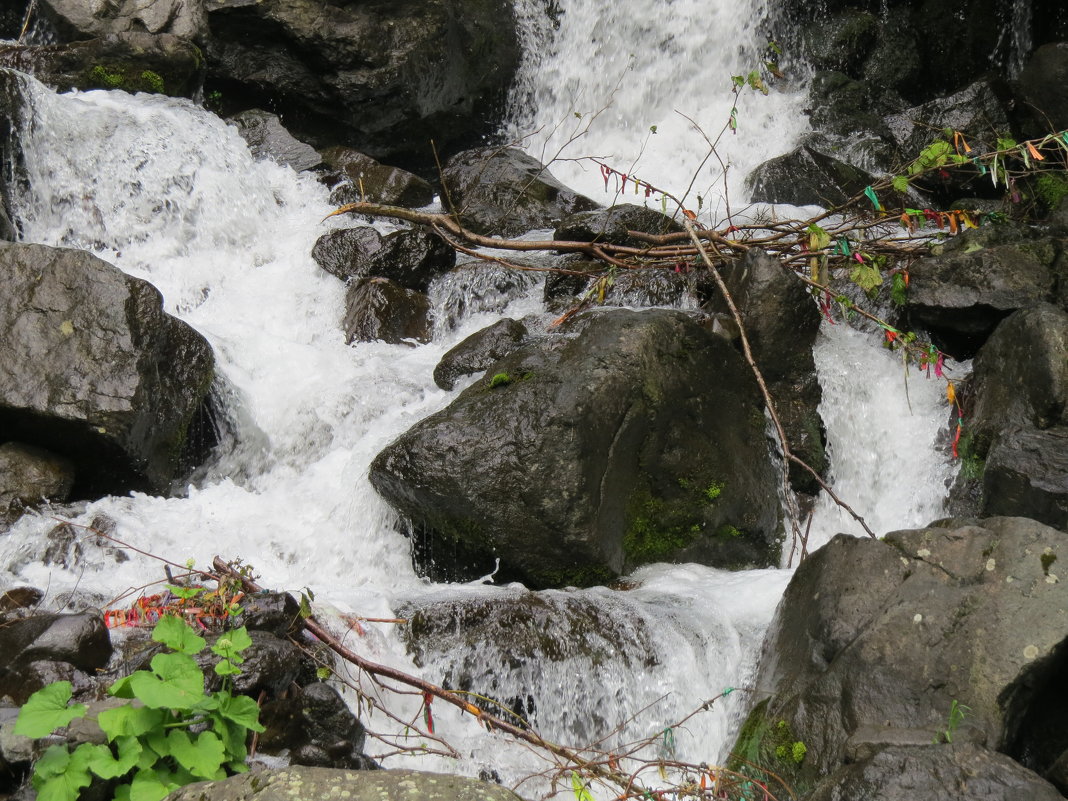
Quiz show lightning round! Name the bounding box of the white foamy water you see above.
[0,1,957,793]
[506,0,809,223]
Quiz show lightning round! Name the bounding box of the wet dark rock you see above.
[747,145,876,208]
[234,591,303,638]
[906,231,1061,357]
[0,660,95,706]
[0,588,43,612]
[983,428,1068,530]
[314,227,454,292]
[433,318,528,391]
[202,0,521,166]
[0,442,75,513]
[371,308,780,589]
[0,242,216,498]
[343,278,431,345]
[312,227,384,283]
[711,250,825,492]
[807,743,1065,801]
[259,683,373,770]
[600,269,711,310]
[197,631,302,698]
[553,203,682,248]
[429,261,542,332]
[0,32,204,97]
[731,517,1068,796]
[33,0,207,42]
[1017,43,1068,137]
[799,10,879,75]
[320,147,434,209]
[441,147,600,237]
[0,611,111,675]
[40,518,129,570]
[230,109,321,172]
[167,767,527,801]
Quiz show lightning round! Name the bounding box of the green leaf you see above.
[892,175,910,193]
[165,585,205,600]
[15,682,87,737]
[34,745,92,801]
[214,660,241,676]
[110,674,136,699]
[891,272,908,306]
[130,653,206,710]
[152,616,206,655]
[211,627,252,660]
[168,730,226,779]
[128,768,171,801]
[211,716,248,761]
[215,691,264,733]
[571,771,594,801]
[97,704,165,741]
[850,261,883,294]
[87,736,141,779]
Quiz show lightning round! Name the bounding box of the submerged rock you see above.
[0,242,216,497]
[371,308,781,588]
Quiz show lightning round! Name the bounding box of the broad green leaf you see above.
[32,744,72,780]
[110,673,136,699]
[211,626,253,658]
[128,768,171,801]
[891,272,908,306]
[165,584,205,600]
[87,735,141,779]
[571,771,594,801]
[98,704,165,740]
[130,653,206,710]
[214,660,241,676]
[892,175,910,193]
[211,715,248,760]
[15,682,87,737]
[850,262,883,294]
[152,616,206,655]
[168,730,225,779]
[34,744,92,801]
[215,692,264,732]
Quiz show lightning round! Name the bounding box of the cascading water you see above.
[0,0,959,794]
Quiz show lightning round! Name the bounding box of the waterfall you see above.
[0,0,959,793]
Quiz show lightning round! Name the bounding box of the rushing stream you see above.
[1,0,960,794]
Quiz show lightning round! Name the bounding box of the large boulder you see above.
[0,32,204,97]
[440,147,600,237]
[0,611,112,676]
[342,278,431,345]
[167,768,528,801]
[747,144,876,208]
[259,683,373,770]
[732,517,1068,797]
[0,242,216,497]
[370,308,781,589]
[553,203,682,248]
[30,0,208,42]
[906,228,1063,357]
[319,147,434,209]
[203,0,521,166]
[433,318,528,391]
[314,227,454,291]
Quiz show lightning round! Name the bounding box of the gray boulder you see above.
[433,318,528,391]
[0,611,111,676]
[553,203,682,248]
[167,768,528,801]
[203,0,521,164]
[32,0,208,42]
[230,109,321,172]
[0,32,204,97]
[314,227,454,292]
[0,442,75,514]
[0,242,216,497]
[320,147,434,209]
[746,145,875,208]
[732,517,1068,796]
[441,147,600,237]
[343,278,431,345]
[370,308,781,589]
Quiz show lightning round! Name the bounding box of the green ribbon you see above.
[864,185,883,211]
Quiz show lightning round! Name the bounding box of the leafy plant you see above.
[934,699,970,743]
[15,616,263,801]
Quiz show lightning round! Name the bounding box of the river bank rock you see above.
[0,442,75,516]
[370,308,781,589]
[167,768,528,801]
[30,0,207,43]
[0,32,204,97]
[731,517,1068,798]
[319,147,434,209]
[905,226,1064,357]
[0,242,216,498]
[441,147,600,237]
[202,0,521,167]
